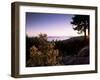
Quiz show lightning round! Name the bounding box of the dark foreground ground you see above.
[55,36,89,65]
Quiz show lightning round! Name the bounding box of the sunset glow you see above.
[26,12,83,37]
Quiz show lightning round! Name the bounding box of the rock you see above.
[78,46,89,57]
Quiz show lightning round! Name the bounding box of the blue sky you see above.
[26,12,81,37]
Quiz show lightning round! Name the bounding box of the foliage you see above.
[71,15,89,38]
[26,34,62,67]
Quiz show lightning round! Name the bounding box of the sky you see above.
[26,12,82,37]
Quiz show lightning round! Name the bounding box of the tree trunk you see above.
[84,29,86,39]
[88,28,89,36]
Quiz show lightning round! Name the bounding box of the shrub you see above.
[26,34,62,67]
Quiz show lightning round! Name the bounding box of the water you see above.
[47,36,71,41]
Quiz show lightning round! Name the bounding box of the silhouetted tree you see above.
[71,15,89,39]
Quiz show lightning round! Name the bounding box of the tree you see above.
[71,15,89,39]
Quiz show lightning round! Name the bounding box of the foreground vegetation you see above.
[26,34,89,67]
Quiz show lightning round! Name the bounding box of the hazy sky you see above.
[26,12,81,37]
